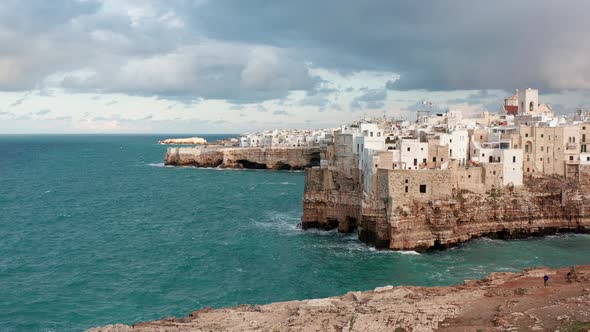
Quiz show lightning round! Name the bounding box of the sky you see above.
[1,1,590,134]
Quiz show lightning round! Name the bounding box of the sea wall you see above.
[164,146,321,170]
[302,167,590,251]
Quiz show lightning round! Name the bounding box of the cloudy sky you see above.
[1,0,590,134]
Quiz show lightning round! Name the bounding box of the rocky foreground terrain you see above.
[89,265,590,332]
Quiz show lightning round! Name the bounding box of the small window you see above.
[513,156,516,163]
[541,146,544,152]
[441,158,444,162]
[570,156,574,161]
[405,179,408,183]
[541,134,544,138]
[525,133,529,137]
[405,186,408,193]
[407,147,410,152]
[468,174,471,178]
[419,185,427,193]
[433,157,436,162]
[493,171,496,175]
[587,157,590,161]
[370,132,373,137]
[413,158,417,166]
[377,132,381,137]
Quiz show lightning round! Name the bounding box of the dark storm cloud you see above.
[189,0,590,91]
[2,0,590,102]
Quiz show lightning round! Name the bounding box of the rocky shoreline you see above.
[88,265,590,331]
[164,146,321,170]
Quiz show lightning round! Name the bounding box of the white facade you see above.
[501,149,523,186]
[518,88,539,115]
[397,139,428,170]
[439,130,468,166]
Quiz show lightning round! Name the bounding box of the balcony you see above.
[566,142,578,151]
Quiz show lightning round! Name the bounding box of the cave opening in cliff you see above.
[237,159,268,169]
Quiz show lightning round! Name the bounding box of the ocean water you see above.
[0,135,589,332]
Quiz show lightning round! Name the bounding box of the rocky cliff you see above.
[164,146,321,170]
[88,265,590,332]
[302,167,590,251]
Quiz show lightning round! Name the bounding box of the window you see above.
[405,179,408,183]
[450,149,453,156]
[405,186,408,193]
[413,158,417,166]
[370,132,373,137]
[570,156,574,161]
[407,147,410,152]
[529,101,534,112]
[468,175,471,178]
[513,156,516,163]
[493,171,496,175]
[377,132,381,137]
[433,157,436,162]
[583,134,586,142]
[525,133,529,137]
[541,146,544,152]
[540,158,543,161]
[583,145,587,153]
[441,158,444,162]
[587,157,590,161]
[541,134,544,138]
[422,158,427,164]
[419,185,427,193]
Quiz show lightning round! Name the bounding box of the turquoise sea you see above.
[1,135,589,331]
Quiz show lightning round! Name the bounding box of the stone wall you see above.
[301,167,362,232]
[164,146,321,170]
[302,165,590,251]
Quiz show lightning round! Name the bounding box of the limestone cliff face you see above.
[302,168,590,251]
[164,146,321,170]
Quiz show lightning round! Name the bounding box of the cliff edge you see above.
[88,265,590,332]
[164,146,321,170]
[302,166,590,251]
